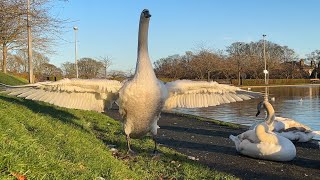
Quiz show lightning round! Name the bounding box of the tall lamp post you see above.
[27,0,34,83]
[74,26,79,78]
[262,34,267,85]
[237,43,242,86]
[262,34,268,100]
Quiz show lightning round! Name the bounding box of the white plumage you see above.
[252,100,319,142]
[230,123,296,162]
[230,100,296,162]
[2,79,122,112]
[163,80,257,109]
[0,9,259,153]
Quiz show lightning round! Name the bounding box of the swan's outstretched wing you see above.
[1,78,122,112]
[164,80,259,109]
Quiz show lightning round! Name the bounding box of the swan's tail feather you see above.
[312,131,320,135]
[229,135,241,151]
[312,131,320,141]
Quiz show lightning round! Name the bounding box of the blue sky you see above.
[49,0,320,71]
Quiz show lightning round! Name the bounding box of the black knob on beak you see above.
[142,9,151,18]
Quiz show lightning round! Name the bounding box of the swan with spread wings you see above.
[1,9,258,154]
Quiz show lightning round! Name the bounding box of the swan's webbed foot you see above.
[126,134,136,155]
[152,136,162,156]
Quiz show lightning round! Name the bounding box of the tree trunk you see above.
[238,70,241,85]
[2,43,7,73]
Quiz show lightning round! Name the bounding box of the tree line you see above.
[2,40,320,81]
[154,41,320,81]
[1,50,114,81]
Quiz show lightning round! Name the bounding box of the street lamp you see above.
[74,26,79,78]
[262,34,268,85]
[262,34,268,101]
[238,43,242,86]
[27,0,34,83]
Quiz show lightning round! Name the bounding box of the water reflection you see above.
[173,85,320,133]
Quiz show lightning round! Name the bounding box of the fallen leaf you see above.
[11,172,27,180]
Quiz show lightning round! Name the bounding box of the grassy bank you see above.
[0,72,28,85]
[0,94,237,179]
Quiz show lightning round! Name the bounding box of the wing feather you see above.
[164,80,260,109]
[8,88,32,96]
[32,90,47,101]
[17,89,38,98]
[41,91,55,103]
[224,93,236,103]
[1,78,122,112]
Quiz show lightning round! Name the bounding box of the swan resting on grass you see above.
[0,9,259,154]
[230,100,296,161]
[251,100,320,142]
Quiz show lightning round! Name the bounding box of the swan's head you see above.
[256,101,265,117]
[141,9,151,19]
[256,100,275,125]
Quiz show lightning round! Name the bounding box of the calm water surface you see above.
[173,85,320,138]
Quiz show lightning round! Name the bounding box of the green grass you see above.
[0,72,28,86]
[0,94,237,180]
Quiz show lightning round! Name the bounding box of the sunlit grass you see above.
[0,72,28,85]
[0,94,237,179]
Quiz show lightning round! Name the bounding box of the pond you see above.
[173,85,320,139]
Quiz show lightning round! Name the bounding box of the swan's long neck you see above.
[256,124,279,144]
[134,16,156,80]
[264,101,275,126]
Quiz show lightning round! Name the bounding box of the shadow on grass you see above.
[0,95,89,132]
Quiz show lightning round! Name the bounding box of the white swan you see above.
[117,9,166,153]
[0,9,259,153]
[253,100,320,142]
[229,122,296,162]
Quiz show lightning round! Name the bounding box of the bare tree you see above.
[0,0,25,73]
[7,53,25,73]
[61,62,76,78]
[307,50,320,65]
[78,57,104,79]
[154,54,185,79]
[0,0,66,77]
[38,62,62,81]
[226,42,248,84]
[98,56,112,78]
[32,51,49,77]
[108,70,127,80]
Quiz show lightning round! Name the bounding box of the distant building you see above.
[299,59,314,77]
[282,59,319,79]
